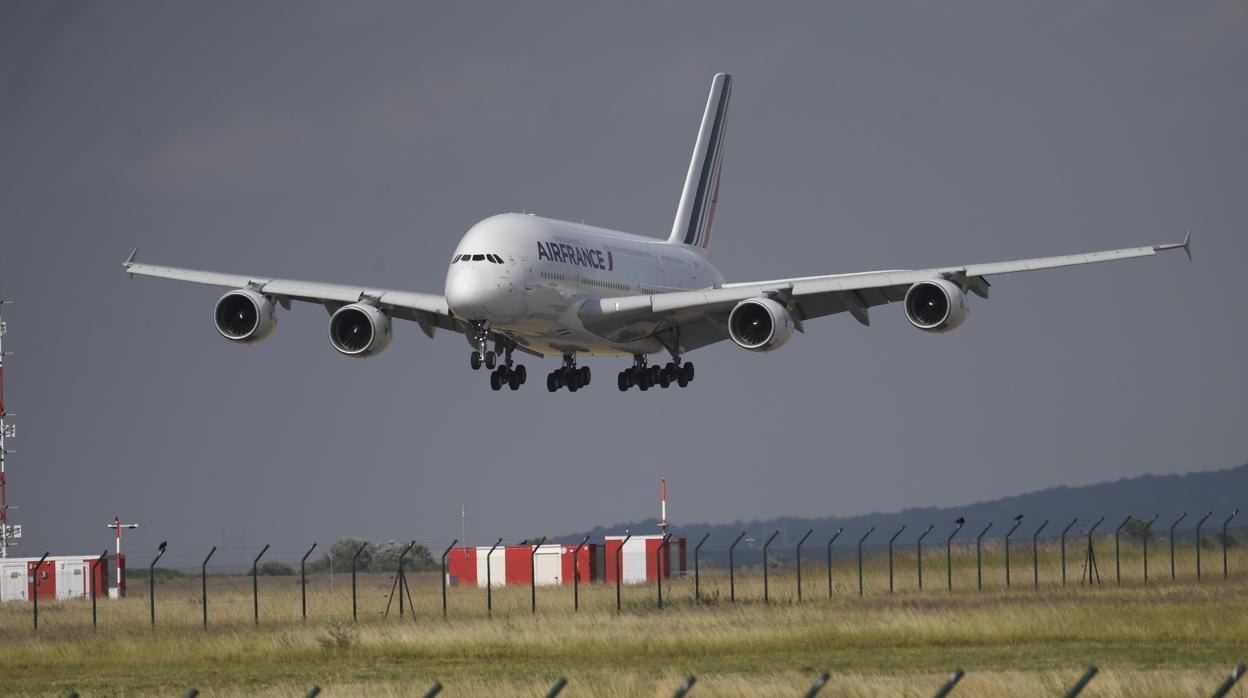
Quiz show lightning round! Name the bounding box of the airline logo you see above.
[537,241,614,271]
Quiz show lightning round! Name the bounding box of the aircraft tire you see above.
[617,372,629,391]
[682,362,695,383]
[580,366,591,386]
[547,373,558,392]
[485,351,497,369]
[470,351,482,370]
[658,371,671,389]
[516,365,527,384]
[489,370,503,391]
[509,371,521,390]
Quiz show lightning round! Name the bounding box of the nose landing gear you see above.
[547,354,590,393]
[473,333,526,391]
[618,354,693,392]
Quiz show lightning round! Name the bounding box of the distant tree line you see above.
[305,537,436,574]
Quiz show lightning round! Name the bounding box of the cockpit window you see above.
[487,254,501,264]
[472,254,485,261]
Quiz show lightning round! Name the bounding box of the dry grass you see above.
[0,542,1243,696]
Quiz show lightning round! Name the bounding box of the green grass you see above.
[0,542,1243,696]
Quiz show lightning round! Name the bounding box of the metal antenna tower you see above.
[0,297,19,558]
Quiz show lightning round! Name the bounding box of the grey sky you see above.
[2,1,1245,567]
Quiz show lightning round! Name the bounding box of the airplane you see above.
[123,73,1191,394]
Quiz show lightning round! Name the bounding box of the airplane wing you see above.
[122,251,455,338]
[579,234,1192,352]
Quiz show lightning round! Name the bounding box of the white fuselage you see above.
[444,213,724,357]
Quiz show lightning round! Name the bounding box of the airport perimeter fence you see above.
[9,511,1246,631]
[60,664,1248,698]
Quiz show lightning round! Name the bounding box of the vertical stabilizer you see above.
[668,73,732,252]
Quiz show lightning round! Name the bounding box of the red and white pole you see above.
[108,516,139,591]
[660,477,668,536]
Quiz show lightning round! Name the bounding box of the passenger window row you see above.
[453,254,504,264]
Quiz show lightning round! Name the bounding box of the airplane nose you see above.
[445,268,492,319]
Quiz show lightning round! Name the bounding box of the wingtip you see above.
[1182,228,1192,261]
[124,247,138,267]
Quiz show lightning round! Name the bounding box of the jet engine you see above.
[903,279,970,333]
[213,289,277,343]
[328,303,393,357]
[727,298,796,352]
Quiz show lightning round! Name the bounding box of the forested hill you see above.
[558,464,1247,549]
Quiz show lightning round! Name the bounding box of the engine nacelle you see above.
[213,290,277,343]
[329,303,393,358]
[904,279,970,333]
[728,298,796,352]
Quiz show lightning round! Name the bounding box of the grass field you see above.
[0,541,1244,696]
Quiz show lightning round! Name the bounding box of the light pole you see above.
[916,524,934,591]
[795,529,812,602]
[107,517,139,594]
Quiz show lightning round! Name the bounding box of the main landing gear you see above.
[547,354,591,393]
[470,337,527,391]
[617,354,694,392]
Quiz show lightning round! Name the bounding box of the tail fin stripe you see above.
[683,79,732,246]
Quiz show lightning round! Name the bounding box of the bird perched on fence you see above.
[955,517,966,526]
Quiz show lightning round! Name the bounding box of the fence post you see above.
[888,525,906,593]
[932,668,965,698]
[1114,516,1131,586]
[693,532,710,603]
[1061,518,1077,586]
[1210,663,1246,698]
[762,530,779,603]
[728,531,745,603]
[946,519,964,592]
[657,534,672,608]
[92,550,108,629]
[1142,514,1158,585]
[1168,512,1186,580]
[252,544,269,626]
[572,536,588,612]
[485,538,501,617]
[1084,516,1105,585]
[1195,511,1213,580]
[1064,666,1099,697]
[201,546,216,628]
[300,542,317,622]
[150,542,167,626]
[976,523,992,591]
[440,539,457,619]
[857,527,874,596]
[1005,518,1022,589]
[796,529,812,602]
[397,541,416,619]
[31,551,49,631]
[916,524,934,590]
[616,533,632,612]
[1032,520,1048,590]
[1223,510,1239,579]
[528,537,545,615]
[351,543,367,622]
[826,528,843,599]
